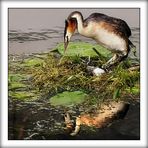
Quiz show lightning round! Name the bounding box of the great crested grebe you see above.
[64,11,135,71]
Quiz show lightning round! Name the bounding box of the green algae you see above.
[22,58,44,67]
[9,82,26,90]
[52,42,111,58]
[9,91,33,99]
[8,74,25,82]
[8,55,42,101]
[50,91,88,106]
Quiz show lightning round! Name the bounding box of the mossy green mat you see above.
[52,42,111,58]
[50,91,88,106]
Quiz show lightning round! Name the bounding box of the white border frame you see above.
[0,0,147,147]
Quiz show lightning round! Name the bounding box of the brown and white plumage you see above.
[64,11,135,70]
[64,101,129,136]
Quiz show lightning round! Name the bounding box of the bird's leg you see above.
[70,116,81,136]
[64,112,81,136]
[102,52,128,70]
[102,54,118,70]
[64,112,74,133]
[86,56,91,65]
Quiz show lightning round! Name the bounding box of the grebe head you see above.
[64,18,77,52]
[68,11,83,20]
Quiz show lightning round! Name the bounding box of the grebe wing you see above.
[84,13,131,37]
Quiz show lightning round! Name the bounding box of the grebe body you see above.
[64,11,134,70]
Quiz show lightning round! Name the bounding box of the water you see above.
[8,99,140,140]
[9,27,140,56]
[8,99,76,140]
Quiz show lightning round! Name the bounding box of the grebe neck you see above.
[71,13,84,34]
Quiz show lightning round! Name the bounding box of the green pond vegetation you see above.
[9,41,140,109]
[50,91,88,106]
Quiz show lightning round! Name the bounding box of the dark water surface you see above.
[8,99,140,140]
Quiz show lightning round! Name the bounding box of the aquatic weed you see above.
[31,51,140,107]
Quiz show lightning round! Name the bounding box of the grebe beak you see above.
[64,19,77,53]
[64,36,69,53]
